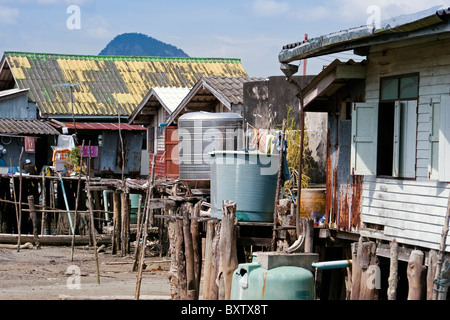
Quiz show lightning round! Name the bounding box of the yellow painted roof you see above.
[3,52,248,117]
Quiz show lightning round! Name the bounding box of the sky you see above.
[0,0,446,77]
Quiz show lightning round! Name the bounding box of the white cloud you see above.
[83,15,114,39]
[251,0,290,17]
[0,5,19,24]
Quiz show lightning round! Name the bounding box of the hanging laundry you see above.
[24,136,35,153]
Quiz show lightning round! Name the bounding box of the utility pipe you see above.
[312,260,352,270]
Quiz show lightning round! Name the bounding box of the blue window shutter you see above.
[429,98,440,180]
[398,100,417,178]
[439,95,450,182]
[351,102,378,175]
[392,101,401,177]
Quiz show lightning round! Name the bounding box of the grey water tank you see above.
[178,112,243,180]
[210,151,279,222]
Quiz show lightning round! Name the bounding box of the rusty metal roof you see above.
[60,122,146,131]
[0,119,60,135]
[0,52,248,118]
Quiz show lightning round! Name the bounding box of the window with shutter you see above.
[439,95,450,182]
[429,98,440,180]
[351,102,378,175]
[351,74,419,178]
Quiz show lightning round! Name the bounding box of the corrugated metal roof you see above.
[279,5,450,63]
[152,87,191,113]
[1,52,248,117]
[168,76,265,124]
[0,119,60,135]
[60,122,146,131]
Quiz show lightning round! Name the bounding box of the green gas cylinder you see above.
[230,256,315,300]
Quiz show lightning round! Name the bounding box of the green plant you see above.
[281,105,310,197]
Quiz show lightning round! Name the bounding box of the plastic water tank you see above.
[230,257,315,300]
[209,150,278,222]
[177,112,243,180]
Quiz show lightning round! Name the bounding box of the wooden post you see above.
[71,140,84,261]
[407,250,426,300]
[350,237,363,300]
[219,200,238,300]
[296,92,305,239]
[432,190,450,300]
[271,119,287,251]
[132,194,143,272]
[134,153,156,300]
[85,143,100,285]
[301,217,314,253]
[434,259,450,300]
[17,147,24,252]
[121,192,130,256]
[40,172,46,235]
[359,241,379,300]
[387,239,398,300]
[203,220,216,300]
[27,195,40,249]
[191,201,202,300]
[427,249,438,300]
[175,210,187,300]
[111,191,121,254]
[182,202,196,300]
[168,204,180,300]
[209,222,222,300]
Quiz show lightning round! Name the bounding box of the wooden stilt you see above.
[121,192,129,256]
[191,201,202,300]
[203,220,215,300]
[112,191,121,254]
[175,209,187,300]
[350,237,363,300]
[358,241,379,300]
[27,195,40,249]
[209,222,222,300]
[427,249,438,300]
[40,173,46,235]
[182,202,196,300]
[17,147,24,252]
[407,250,426,300]
[219,200,238,300]
[71,140,84,262]
[387,239,398,300]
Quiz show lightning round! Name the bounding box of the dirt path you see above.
[0,244,172,300]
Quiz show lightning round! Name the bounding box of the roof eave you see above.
[279,7,450,64]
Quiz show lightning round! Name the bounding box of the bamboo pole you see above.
[271,119,286,251]
[135,153,156,300]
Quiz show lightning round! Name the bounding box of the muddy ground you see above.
[0,244,172,300]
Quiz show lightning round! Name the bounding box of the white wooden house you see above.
[279,6,450,254]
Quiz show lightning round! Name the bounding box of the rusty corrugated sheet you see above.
[2,52,248,117]
[61,122,146,131]
[326,116,362,233]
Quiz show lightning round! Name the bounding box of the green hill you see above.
[99,32,189,57]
